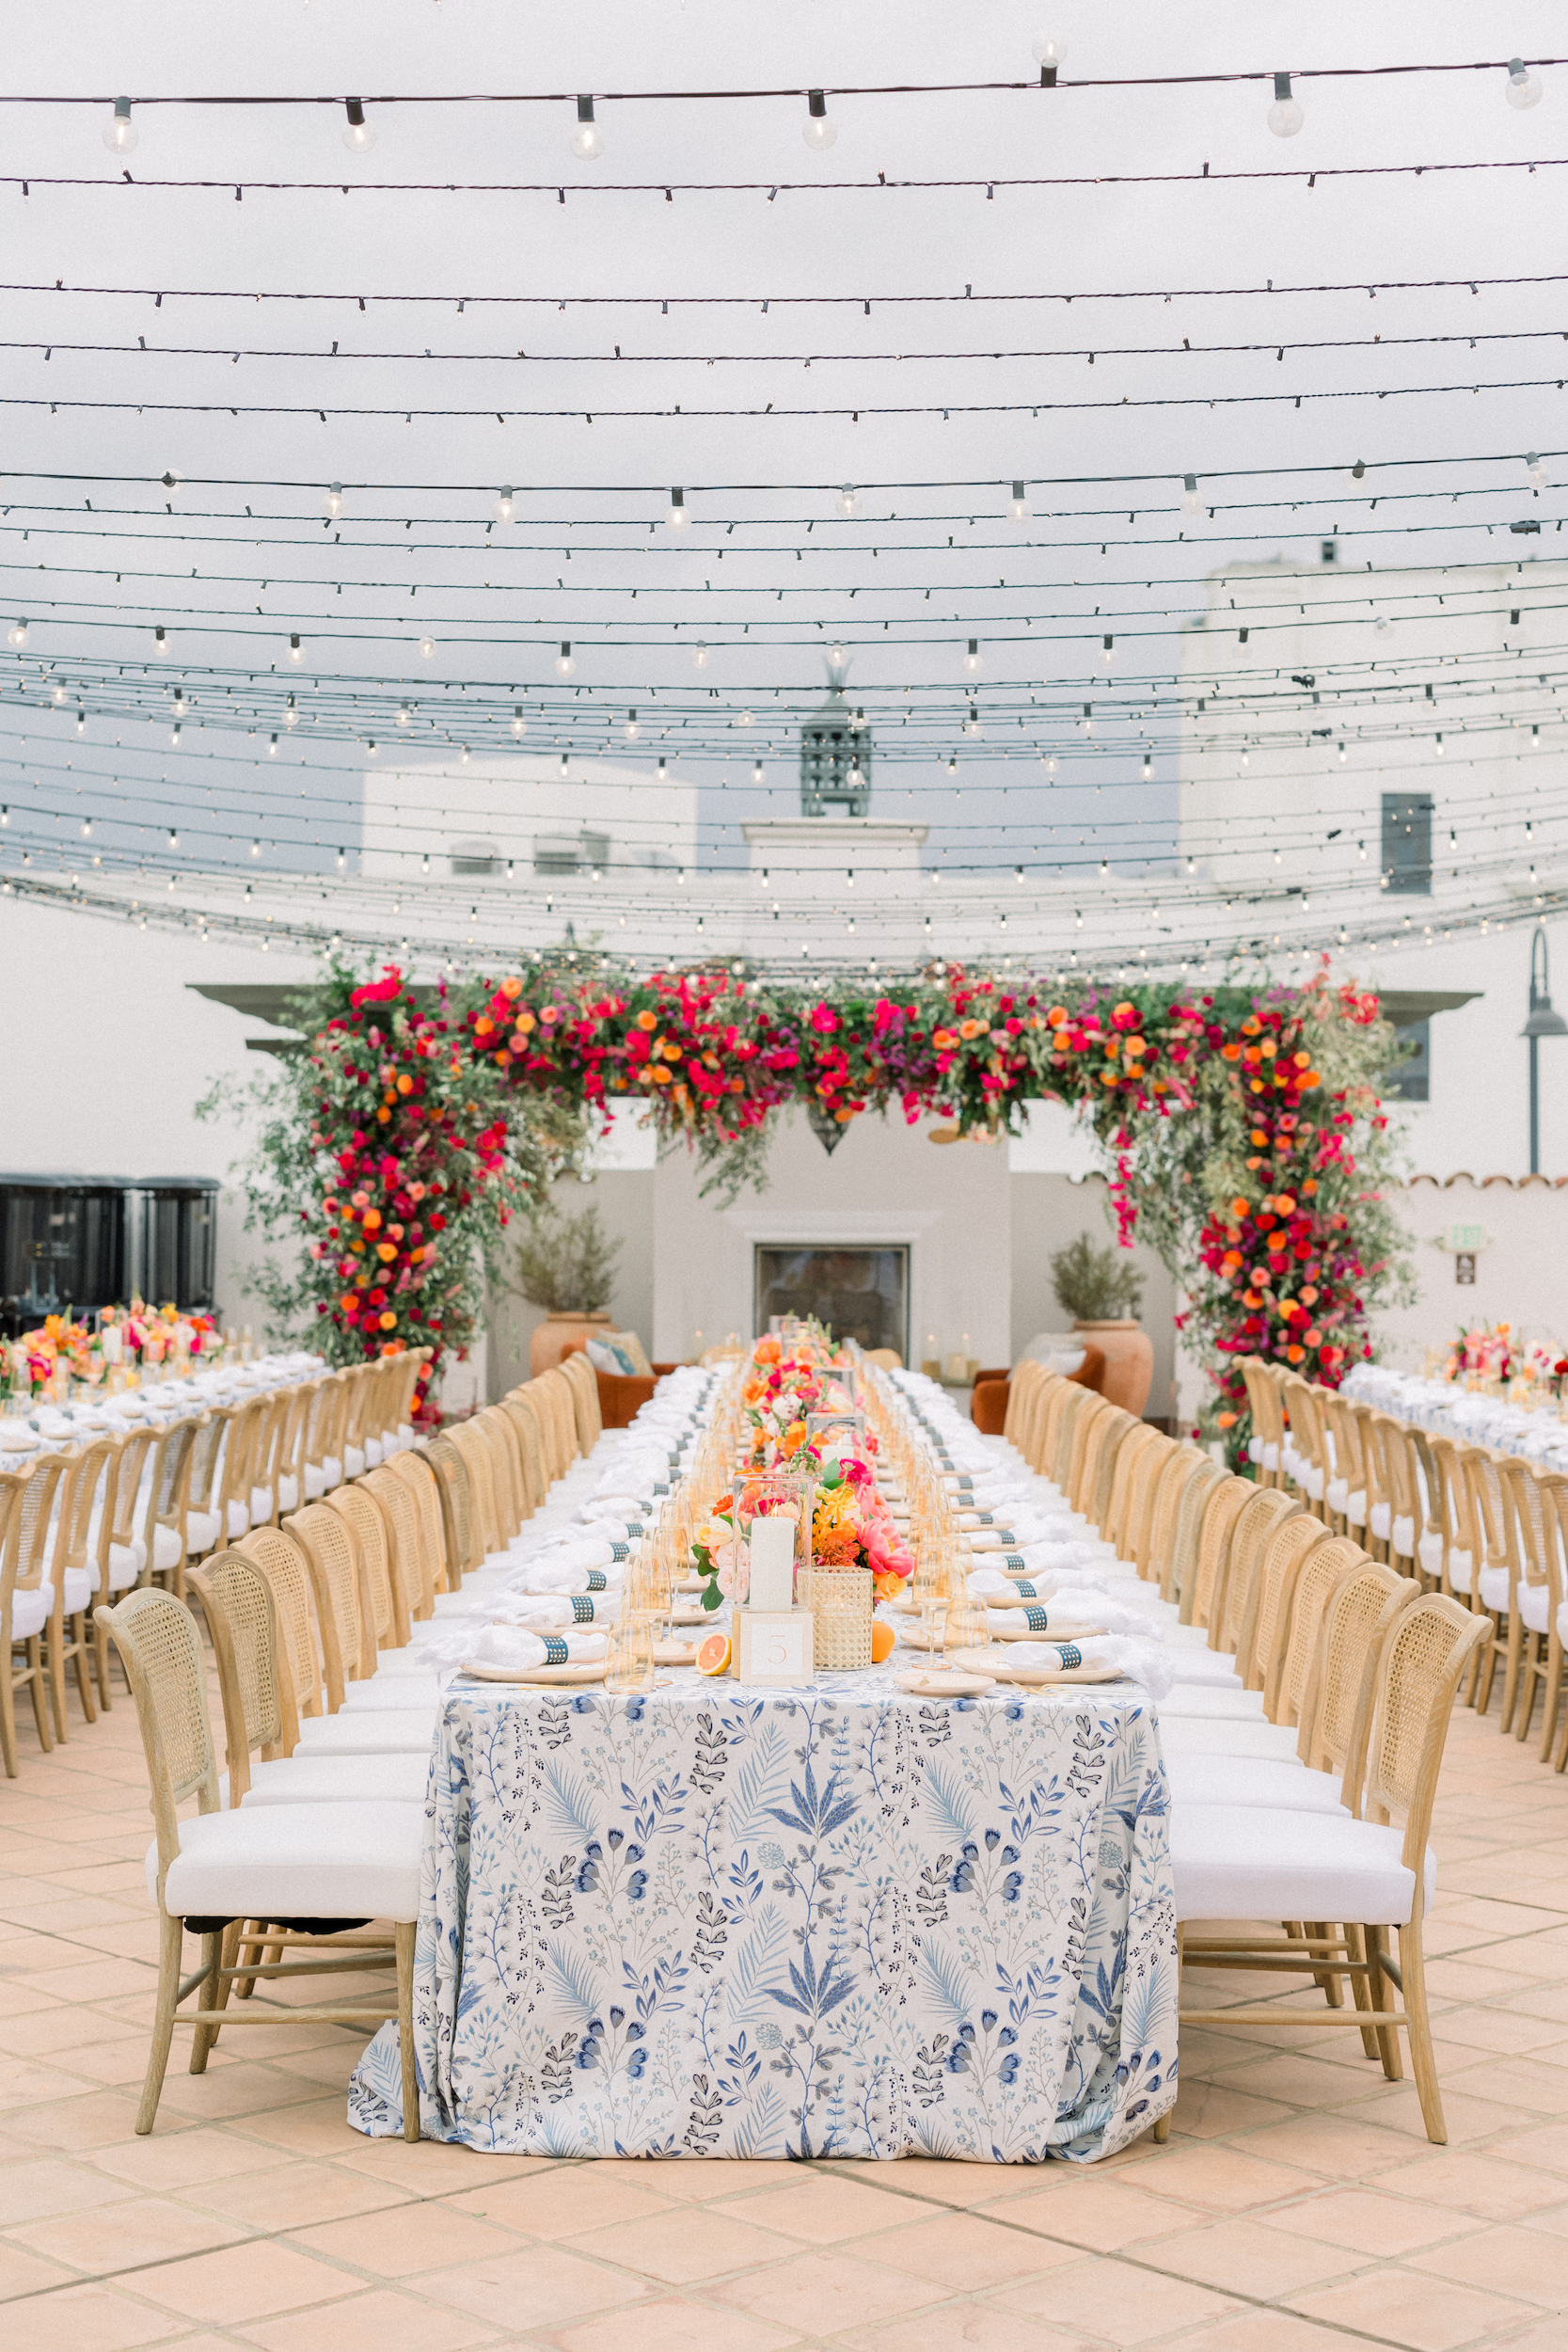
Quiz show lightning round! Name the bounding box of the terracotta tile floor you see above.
[3,1683,1566,2350]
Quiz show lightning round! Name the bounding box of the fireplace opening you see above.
[752,1245,909,1359]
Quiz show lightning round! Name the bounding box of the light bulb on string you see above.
[74,707,84,735]
[496,487,515,523]
[1527,452,1548,490]
[689,643,710,670]
[396,703,411,728]
[1267,72,1304,137]
[1181,472,1201,516]
[667,486,689,530]
[50,681,67,706]
[511,707,525,739]
[103,96,136,153]
[803,88,837,151]
[172,685,187,716]
[268,733,278,755]
[419,637,436,659]
[555,641,576,678]
[1101,634,1116,668]
[752,761,764,784]
[624,709,641,740]
[1506,57,1543,109]
[1007,480,1030,525]
[1372,612,1391,635]
[570,94,604,159]
[963,704,980,737]
[962,638,983,677]
[284,695,297,727]
[838,488,860,518]
[1434,733,1444,755]
[6,620,27,647]
[288,633,304,664]
[1046,754,1057,775]
[1142,754,1152,779]
[250,838,260,857]
[342,98,376,153]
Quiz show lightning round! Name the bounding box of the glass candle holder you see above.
[732,1466,814,1612]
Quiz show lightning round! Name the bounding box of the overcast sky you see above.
[0,0,1560,903]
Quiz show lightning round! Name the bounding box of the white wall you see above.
[1380,1174,1568,1366]
[650,1106,1012,1369]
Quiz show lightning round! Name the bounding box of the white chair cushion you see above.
[1158,1684,1269,1721]
[1418,1530,1446,1579]
[1391,1513,1416,1559]
[153,1523,185,1574]
[1167,1653,1246,1691]
[1172,1803,1435,1928]
[1259,1442,1279,1471]
[380,1429,399,1455]
[185,1509,221,1553]
[304,1464,327,1502]
[342,1677,443,1711]
[1345,1488,1367,1528]
[151,1803,421,1921]
[106,1541,142,1594]
[1152,1717,1308,1762]
[343,1446,366,1481]
[1164,1756,1351,1816]
[1325,1476,1349,1515]
[1281,1445,1302,1479]
[1479,1565,1512,1614]
[364,1438,385,1470]
[242,1754,430,1807]
[277,1473,299,1516]
[1447,1546,1474,1596]
[227,1499,250,1539]
[1558,1598,1568,1646]
[1300,1465,1325,1502]
[371,1647,429,1677]
[1519,1581,1551,1636]
[10,1582,54,1641]
[397,1424,414,1448]
[1247,1436,1265,1466]
[1369,1501,1392,1542]
[292,1711,437,1756]
[62,1565,96,1614]
[249,1486,274,1525]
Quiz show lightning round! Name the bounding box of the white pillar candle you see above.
[749,1514,796,1613]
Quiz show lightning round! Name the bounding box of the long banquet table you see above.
[348,1659,1178,2163]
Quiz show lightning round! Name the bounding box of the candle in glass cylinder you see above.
[749,1513,796,1613]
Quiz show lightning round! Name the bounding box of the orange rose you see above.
[500,976,523,999]
[636,1009,658,1031]
[379,1311,397,1330]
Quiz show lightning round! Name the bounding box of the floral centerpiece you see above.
[807,1427,914,1600]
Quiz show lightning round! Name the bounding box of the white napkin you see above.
[504,1538,622,1591]
[1002,1636,1174,1698]
[983,1594,1154,1638]
[468,1625,608,1672]
[490,1592,618,1631]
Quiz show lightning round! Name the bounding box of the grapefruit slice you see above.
[869,1618,896,1664]
[697,1631,732,1677]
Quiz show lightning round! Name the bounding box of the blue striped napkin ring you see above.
[542,1635,569,1664]
[570,1596,595,1623]
[1056,1643,1083,1671]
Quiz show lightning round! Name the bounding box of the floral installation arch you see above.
[224,954,1409,1445]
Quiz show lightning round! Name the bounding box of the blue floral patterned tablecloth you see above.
[348,1667,1178,2162]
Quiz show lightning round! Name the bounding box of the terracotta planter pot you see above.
[530,1310,614,1378]
[1072,1319,1154,1418]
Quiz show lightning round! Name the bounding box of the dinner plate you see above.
[653,1639,698,1665]
[893,1667,997,1698]
[461,1660,608,1686]
[946,1646,1126,1686]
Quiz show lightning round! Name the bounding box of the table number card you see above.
[736,1608,815,1686]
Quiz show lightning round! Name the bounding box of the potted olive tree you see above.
[1050,1230,1154,1417]
[514,1203,623,1376]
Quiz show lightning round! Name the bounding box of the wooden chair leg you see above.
[25,1638,53,1752]
[232,1921,269,2001]
[1539,1633,1564,1763]
[395,1918,420,2144]
[1498,1613,1525,1734]
[1474,1622,1501,1718]
[1345,1924,1383,2058]
[1,1652,18,1775]
[44,1613,70,1744]
[1367,1926,1404,2082]
[71,1613,97,1724]
[136,1912,185,2135]
[93,1613,114,1712]
[1307,1922,1344,2008]
[189,1926,236,2073]
[1400,1915,1447,2145]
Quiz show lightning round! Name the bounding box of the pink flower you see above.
[809,1003,838,1034]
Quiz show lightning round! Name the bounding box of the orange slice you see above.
[869,1618,896,1664]
[696,1631,732,1677]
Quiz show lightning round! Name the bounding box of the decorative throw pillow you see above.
[585,1335,639,1377]
[612,1329,654,1377]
